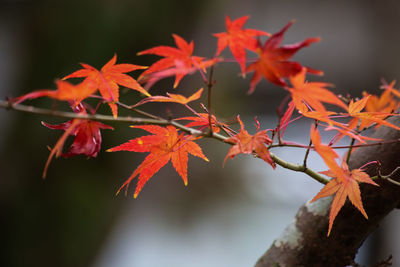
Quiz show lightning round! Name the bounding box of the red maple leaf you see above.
[42,103,113,178]
[224,116,275,168]
[63,54,149,117]
[311,161,378,236]
[246,21,322,93]
[107,125,208,198]
[214,15,269,74]
[137,34,216,89]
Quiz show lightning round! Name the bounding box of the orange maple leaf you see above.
[107,125,208,198]
[213,15,269,74]
[289,68,347,114]
[346,96,400,132]
[246,21,322,93]
[357,90,398,130]
[63,54,149,117]
[131,88,203,108]
[363,90,397,114]
[138,34,216,89]
[311,161,378,236]
[381,79,400,98]
[224,116,275,168]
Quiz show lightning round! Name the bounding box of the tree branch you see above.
[255,116,400,267]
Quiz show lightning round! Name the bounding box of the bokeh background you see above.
[2,0,400,266]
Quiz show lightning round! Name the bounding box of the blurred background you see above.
[1,0,400,266]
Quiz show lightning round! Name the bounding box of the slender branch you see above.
[386,177,400,186]
[0,99,228,141]
[303,120,318,167]
[116,101,161,120]
[0,99,330,185]
[376,166,400,186]
[270,152,329,184]
[346,137,356,164]
[207,65,215,135]
[302,138,312,168]
[1,99,164,124]
[89,95,162,120]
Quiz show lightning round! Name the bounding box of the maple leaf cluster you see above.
[10,15,400,236]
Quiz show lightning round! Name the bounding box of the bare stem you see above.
[303,120,318,167]
[270,152,329,184]
[88,94,162,120]
[346,137,356,164]
[207,66,215,135]
[303,138,312,168]
[375,166,400,186]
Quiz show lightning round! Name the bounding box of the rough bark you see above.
[255,117,400,267]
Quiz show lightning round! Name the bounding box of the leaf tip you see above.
[326,221,334,237]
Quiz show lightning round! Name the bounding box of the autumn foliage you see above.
[9,15,400,237]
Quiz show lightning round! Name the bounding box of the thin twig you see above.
[270,152,329,184]
[377,166,400,186]
[88,94,162,120]
[207,65,215,135]
[346,137,356,164]
[386,177,400,186]
[303,120,318,168]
